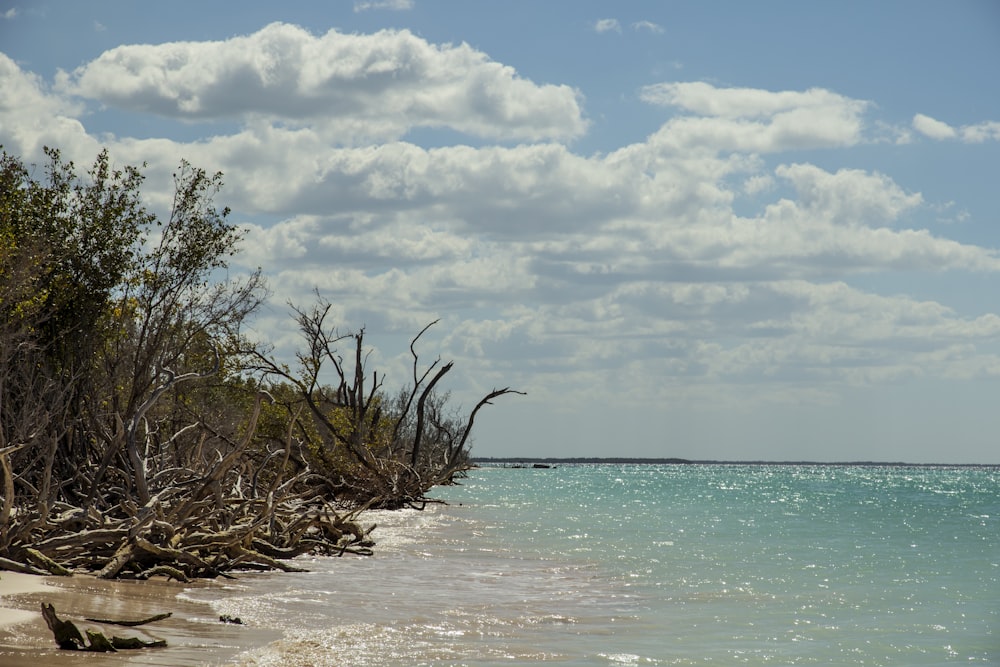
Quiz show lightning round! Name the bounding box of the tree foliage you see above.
[0,146,521,580]
[0,146,289,576]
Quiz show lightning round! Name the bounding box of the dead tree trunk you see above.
[410,362,453,467]
[130,349,221,505]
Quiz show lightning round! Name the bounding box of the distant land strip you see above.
[472,457,999,467]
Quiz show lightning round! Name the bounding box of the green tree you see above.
[0,147,383,581]
[0,146,266,519]
[1,147,153,526]
[89,160,267,504]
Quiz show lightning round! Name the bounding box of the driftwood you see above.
[85,612,172,626]
[0,483,376,580]
[2,497,376,580]
[42,602,168,652]
[0,394,377,579]
[41,603,86,650]
[0,314,517,581]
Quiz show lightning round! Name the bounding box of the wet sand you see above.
[0,571,281,666]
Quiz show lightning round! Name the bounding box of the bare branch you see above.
[410,361,454,467]
[453,388,527,467]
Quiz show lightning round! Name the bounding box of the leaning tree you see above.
[248,294,525,509]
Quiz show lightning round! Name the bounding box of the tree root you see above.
[2,492,376,581]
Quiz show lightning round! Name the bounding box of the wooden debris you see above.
[111,635,167,650]
[41,603,86,650]
[85,612,172,627]
[25,548,72,576]
[83,630,115,652]
[42,602,169,652]
[0,468,377,580]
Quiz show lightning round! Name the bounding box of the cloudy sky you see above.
[2,1,999,463]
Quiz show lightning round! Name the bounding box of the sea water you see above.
[189,464,998,665]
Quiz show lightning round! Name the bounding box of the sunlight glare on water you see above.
[195,464,999,666]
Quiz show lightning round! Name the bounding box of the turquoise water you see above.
[202,464,999,665]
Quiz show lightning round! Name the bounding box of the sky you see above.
[2,1,1000,463]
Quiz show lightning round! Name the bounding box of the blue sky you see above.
[2,1,999,462]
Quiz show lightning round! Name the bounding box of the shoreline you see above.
[0,571,282,666]
[0,573,51,631]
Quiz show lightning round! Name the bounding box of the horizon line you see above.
[472,456,999,467]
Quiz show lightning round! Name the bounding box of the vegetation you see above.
[0,147,521,581]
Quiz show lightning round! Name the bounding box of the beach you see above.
[0,571,280,666]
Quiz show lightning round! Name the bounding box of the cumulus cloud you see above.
[913,113,1000,143]
[56,22,587,143]
[0,53,97,160]
[640,81,867,152]
[430,275,1000,405]
[698,280,1000,388]
[775,164,922,226]
[354,0,413,11]
[961,121,1000,143]
[641,81,865,118]
[5,24,1000,421]
[912,113,956,139]
[594,18,621,33]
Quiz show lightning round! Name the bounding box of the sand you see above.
[0,571,281,666]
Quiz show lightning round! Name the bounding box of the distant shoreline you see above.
[473,457,999,467]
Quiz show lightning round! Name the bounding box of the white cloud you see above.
[427,276,1000,406]
[197,133,997,308]
[743,173,774,195]
[639,82,867,153]
[2,8,17,19]
[354,0,414,11]
[0,53,97,160]
[960,121,1000,143]
[775,163,922,226]
[56,22,587,143]
[912,113,956,139]
[641,81,866,119]
[913,113,1000,143]
[594,18,621,33]
[5,29,1000,427]
[632,20,664,34]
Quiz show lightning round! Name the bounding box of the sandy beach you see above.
[0,571,281,666]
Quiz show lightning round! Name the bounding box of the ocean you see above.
[185,464,999,666]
